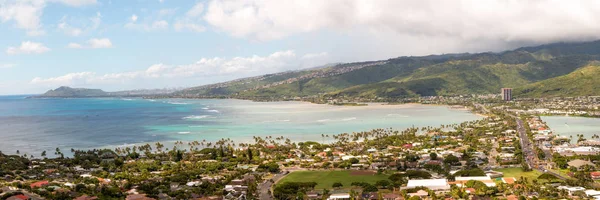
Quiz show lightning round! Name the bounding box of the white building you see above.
[327,193,350,200]
[406,179,450,191]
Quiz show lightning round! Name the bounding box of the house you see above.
[1,186,18,193]
[585,190,600,198]
[502,177,516,184]
[408,190,429,197]
[327,193,350,200]
[382,193,402,200]
[126,194,156,200]
[75,195,99,200]
[187,181,202,187]
[568,159,595,170]
[64,182,75,188]
[405,179,450,191]
[30,180,49,188]
[6,195,29,200]
[306,192,321,199]
[592,172,600,179]
[506,195,518,200]
[557,186,586,195]
[465,188,476,194]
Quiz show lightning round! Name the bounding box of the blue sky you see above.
[1,0,600,94]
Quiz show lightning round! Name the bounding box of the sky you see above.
[2,0,600,95]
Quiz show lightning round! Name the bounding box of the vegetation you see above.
[278,170,389,189]
[495,167,543,182]
[168,40,600,100]
[515,64,600,97]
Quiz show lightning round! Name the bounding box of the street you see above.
[515,117,535,169]
[259,172,288,200]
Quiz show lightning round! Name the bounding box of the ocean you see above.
[542,116,600,143]
[0,96,482,156]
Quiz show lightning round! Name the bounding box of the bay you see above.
[0,96,482,156]
[542,116,600,143]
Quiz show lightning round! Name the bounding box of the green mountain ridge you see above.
[515,63,600,97]
[43,41,600,99]
[175,41,600,99]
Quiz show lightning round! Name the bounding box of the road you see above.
[475,103,568,179]
[259,172,288,200]
[512,113,570,180]
[515,117,535,169]
[474,103,490,114]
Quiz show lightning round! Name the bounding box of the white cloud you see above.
[0,0,46,36]
[58,21,82,36]
[158,8,177,16]
[88,38,112,48]
[50,0,97,7]
[151,20,168,29]
[30,50,331,88]
[67,38,112,49]
[0,0,97,36]
[57,12,101,37]
[203,0,600,44]
[67,42,82,48]
[125,15,169,31]
[31,72,95,86]
[174,20,205,32]
[0,64,15,69]
[90,12,101,29]
[173,2,205,33]
[186,2,204,17]
[6,41,50,55]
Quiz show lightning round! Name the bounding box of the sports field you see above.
[496,167,542,182]
[278,170,389,189]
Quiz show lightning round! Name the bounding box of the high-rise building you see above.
[501,88,512,101]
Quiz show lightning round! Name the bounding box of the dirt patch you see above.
[350,170,377,176]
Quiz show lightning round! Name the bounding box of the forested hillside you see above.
[175,41,600,99]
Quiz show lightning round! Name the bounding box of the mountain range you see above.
[39,40,600,99]
[36,86,180,98]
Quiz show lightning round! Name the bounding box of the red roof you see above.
[591,172,600,176]
[30,180,49,188]
[506,195,518,200]
[9,195,29,200]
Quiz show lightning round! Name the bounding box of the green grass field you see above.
[278,170,389,189]
[496,168,542,182]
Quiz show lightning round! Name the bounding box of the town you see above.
[2,89,600,200]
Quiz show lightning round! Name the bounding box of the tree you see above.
[247,148,253,161]
[332,182,343,188]
[430,152,438,160]
[538,173,558,182]
[257,163,280,173]
[389,174,406,185]
[375,180,390,188]
[443,154,460,166]
[41,151,46,158]
[349,158,359,164]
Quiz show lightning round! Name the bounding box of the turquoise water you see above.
[542,116,600,142]
[0,96,482,156]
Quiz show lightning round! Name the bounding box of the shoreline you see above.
[0,98,482,158]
